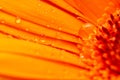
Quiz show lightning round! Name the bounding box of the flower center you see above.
[78,9,120,77]
[95,10,120,74]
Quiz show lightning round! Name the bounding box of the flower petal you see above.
[0,0,86,54]
[0,0,84,35]
[0,10,80,54]
[0,38,89,79]
[64,0,119,22]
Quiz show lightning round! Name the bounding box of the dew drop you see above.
[0,6,2,9]
[46,25,50,27]
[50,42,54,46]
[83,23,94,28]
[76,16,81,20]
[79,23,95,39]
[58,27,62,31]
[40,39,45,43]
[15,17,21,24]
[80,55,84,58]
[25,28,29,31]
[80,53,85,59]
[34,38,39,42]
[0,20,5,24]
[38,4,41,7]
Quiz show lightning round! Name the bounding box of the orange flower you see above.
[0,0,119,80]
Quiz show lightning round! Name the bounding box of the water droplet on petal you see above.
[0,6,2,9]
[80,55,84,58]
[34,38,39,42]
[40,39,45,43]
[15,17,21,24]
[79,23,96,39]
[58,27,62,31]
[76,17,81,19]
[46,25,50,27]
[0,20,5,24]
[25,28,29,31]
[50,42,54,46]
[38,4,41,7]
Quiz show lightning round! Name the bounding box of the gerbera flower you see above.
[0,0,119,80]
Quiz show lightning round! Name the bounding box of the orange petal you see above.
[0,0,85,35]
[0,38,89,79]
[0,10,80,54]
[64,0,119,23]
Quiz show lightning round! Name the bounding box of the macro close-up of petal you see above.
[0,0,120,80]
